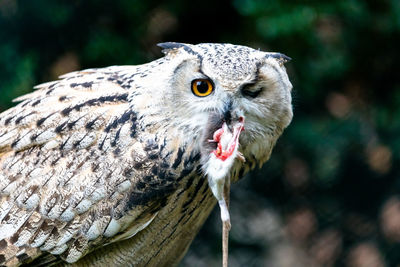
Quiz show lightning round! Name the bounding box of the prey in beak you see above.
[202,112,245,267]
[210,116,245,162]
[207,115,245,224]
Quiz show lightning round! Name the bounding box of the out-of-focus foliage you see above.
[0,0,399,266]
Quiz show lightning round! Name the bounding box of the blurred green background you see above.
[1,0,399,266]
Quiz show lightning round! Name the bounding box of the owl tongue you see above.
[211,116,245,162]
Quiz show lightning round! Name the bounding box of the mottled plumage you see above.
[0,42,292,266]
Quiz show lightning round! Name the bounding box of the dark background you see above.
[1,0,399,266]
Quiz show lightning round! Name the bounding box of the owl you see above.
[0,42,292,266]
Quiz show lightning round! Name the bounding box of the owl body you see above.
[0,43,292,266]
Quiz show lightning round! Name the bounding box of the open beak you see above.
[209,116,245,162]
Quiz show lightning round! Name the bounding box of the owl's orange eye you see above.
[191,79,214,97]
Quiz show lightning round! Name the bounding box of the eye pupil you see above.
[191,79,214,97]
[196,81,209,94]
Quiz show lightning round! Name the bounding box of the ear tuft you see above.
[157,42,197,56]
[157,42,186,51]
[265,53,292,65]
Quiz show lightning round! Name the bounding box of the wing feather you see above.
[0,66,180,266]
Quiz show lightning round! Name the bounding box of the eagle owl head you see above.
[130,42,293,224]
[132,42,292,181]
